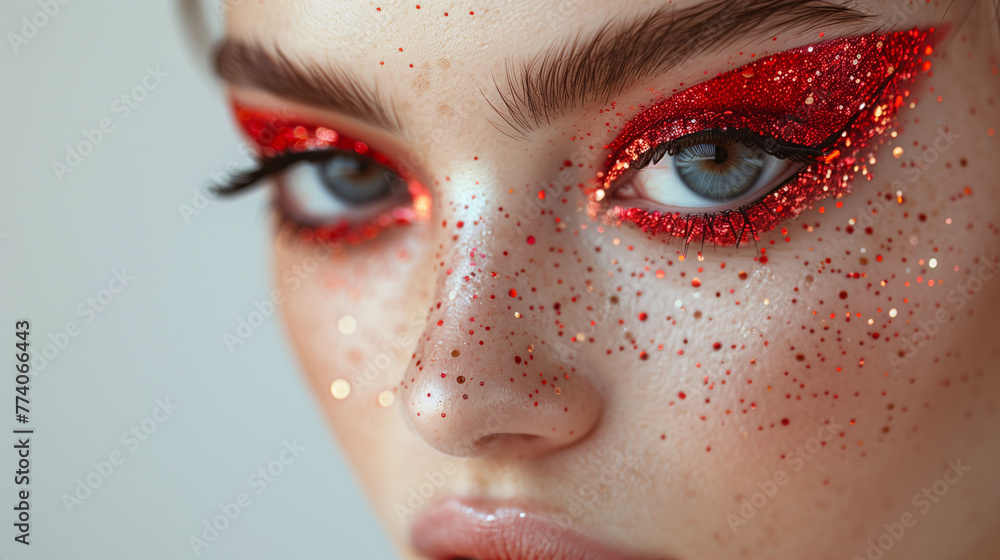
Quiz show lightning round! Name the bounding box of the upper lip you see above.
[409,496,676,560]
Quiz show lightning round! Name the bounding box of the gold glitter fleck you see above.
[330,379,351,400]
[377,391,394,407]
[337,315,358,335]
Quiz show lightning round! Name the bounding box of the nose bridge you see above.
[400,190,604,458]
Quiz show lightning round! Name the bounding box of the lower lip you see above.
[409,497,675,560]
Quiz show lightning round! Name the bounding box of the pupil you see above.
[317,154,394,205]
[672,140,767,201]
[712,145,728,164]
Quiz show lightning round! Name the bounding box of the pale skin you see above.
[222,1,1000,558]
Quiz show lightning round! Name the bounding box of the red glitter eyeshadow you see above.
[596,28,935,247]
[232,104,431,244]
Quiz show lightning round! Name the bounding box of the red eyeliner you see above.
[598,28,936,248]
[232,104,431,244]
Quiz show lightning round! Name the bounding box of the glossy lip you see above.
[410,497,678,560]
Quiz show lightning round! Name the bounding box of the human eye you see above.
[216,105,431,245]
[594,28,936,250]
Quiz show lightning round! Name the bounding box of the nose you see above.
[401,248,604,459]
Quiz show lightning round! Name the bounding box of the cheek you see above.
[274,226,434,439]
[584,111,1000,489]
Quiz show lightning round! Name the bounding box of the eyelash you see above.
[215,107,431,245]
[596,28,935,254]
[607,128,833,252]
[219,29,933,252]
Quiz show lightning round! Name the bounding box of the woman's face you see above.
[220,1,1000,558]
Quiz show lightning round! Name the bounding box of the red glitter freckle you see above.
[456,221,464,228]
[712,342,722,350]
[354,141,368,154]
[678,392,687,400]
[839,291,848,300]
[638,312,648,321]
[691,278,702,288]
[526,236,536,245]
[781,418,790,426]
[509,289,517,297]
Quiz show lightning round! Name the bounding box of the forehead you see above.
[224,0,659,56]
[220,0,913,145]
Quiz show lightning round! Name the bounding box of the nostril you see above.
[473,433,539,448]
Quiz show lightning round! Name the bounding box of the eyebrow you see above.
[214,41,404,133]
[214,0,874,139]
[489,0,876,137]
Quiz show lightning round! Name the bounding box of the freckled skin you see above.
[227,1,1000,559]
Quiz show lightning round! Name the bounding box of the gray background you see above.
[1,1,394,558]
